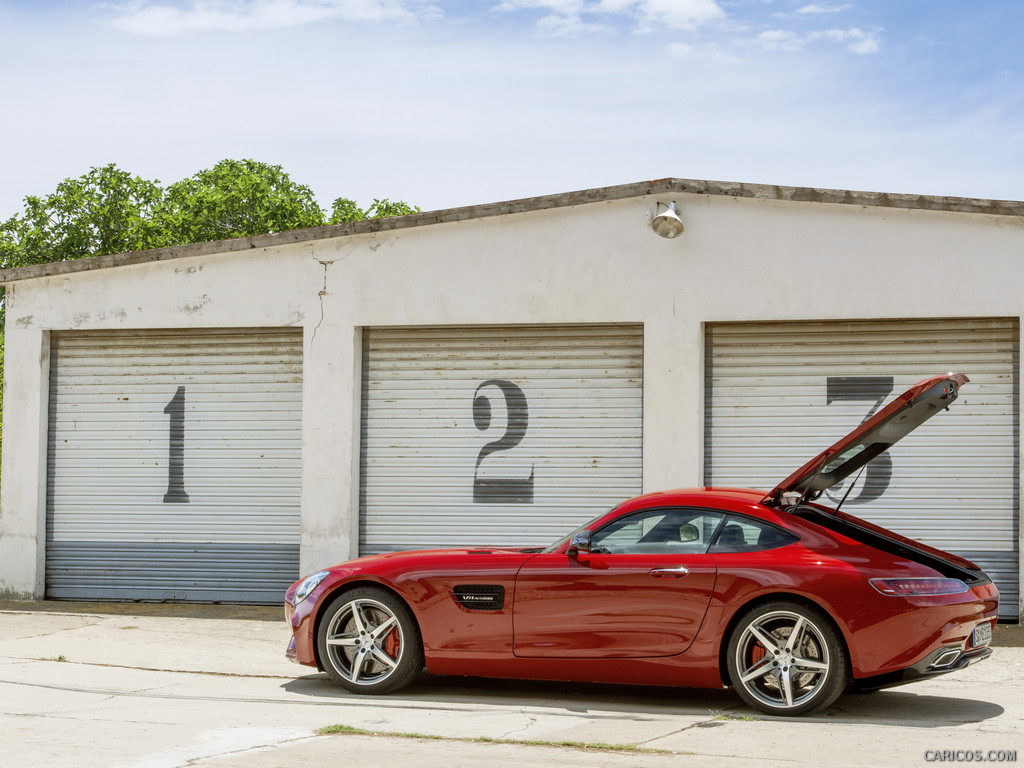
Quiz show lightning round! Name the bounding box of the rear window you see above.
[708,516,798,554]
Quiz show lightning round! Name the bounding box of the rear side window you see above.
[708,516,799,554]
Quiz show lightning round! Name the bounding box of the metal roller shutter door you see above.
[705,319,1019,619]
[46,328,303,603]
[360,325,643,553]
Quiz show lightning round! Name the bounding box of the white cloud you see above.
[536,13,608,35]
[494,0,724,33]
[797,3,851,14]
[599,0,724,29]
[491,0,585,13]
[759,25,879,54]
[816,27,879,54]
[757,28,802,51]
[665,39,739,64]
[103,0,441,37]
[666,40,693,55]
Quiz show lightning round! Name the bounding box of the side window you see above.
[591,508,726,555]
[709,516,799,554]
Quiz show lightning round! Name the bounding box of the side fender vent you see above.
[452,584,505,611]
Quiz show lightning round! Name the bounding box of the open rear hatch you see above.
[761,373,989,584]
[762,373,968,507]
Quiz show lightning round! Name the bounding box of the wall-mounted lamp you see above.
[651,201,684,239]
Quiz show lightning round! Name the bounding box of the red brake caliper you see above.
[383,628,401,659]
[751,643,767,666]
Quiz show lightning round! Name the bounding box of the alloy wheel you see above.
[728,603,846,715]
[323,597,406,686]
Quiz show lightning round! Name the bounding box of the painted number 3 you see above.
[824,376,894,505]
[473,380,535,504]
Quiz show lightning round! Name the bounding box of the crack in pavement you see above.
[0,676,675,722]
[11,655,292,680]
[499,714,538,739]
[181,735,323,767]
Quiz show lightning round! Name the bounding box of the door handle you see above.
[649,566,689,578]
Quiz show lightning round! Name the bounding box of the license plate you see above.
[972,622,993,647]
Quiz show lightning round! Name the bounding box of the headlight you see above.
[293,570,330,605]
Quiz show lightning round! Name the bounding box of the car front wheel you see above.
[726,601,847,716]
[317,587,423,694]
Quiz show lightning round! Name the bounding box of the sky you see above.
[1,0,1022,219]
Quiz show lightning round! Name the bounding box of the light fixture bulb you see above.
[651,201,684,239]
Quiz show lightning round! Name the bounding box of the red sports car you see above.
[284,373,998,715]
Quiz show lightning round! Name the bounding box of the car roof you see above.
[616,487,782,522]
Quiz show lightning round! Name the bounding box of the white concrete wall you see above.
[2,192,1022,598]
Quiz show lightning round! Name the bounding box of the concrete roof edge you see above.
[2,177,1021,284]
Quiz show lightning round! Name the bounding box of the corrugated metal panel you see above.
[46,328,303,603]
[705,319,1019,618]
[360,325,643,553]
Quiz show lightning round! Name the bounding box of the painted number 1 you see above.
[163,385,190,503]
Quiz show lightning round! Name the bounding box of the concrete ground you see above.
[0,601,1021,768]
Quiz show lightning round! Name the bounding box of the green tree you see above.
[329,197,420,223]
[0,159,420,271]
[0,164,164,270]
[156,159,327,244]
[0,158,419,329]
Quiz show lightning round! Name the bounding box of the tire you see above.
[726,601,848,716]
[316,586,423,694]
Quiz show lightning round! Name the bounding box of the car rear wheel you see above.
[317,587,423,694]
[726,601,847,716]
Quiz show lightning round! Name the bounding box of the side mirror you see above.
[567,530,592,555]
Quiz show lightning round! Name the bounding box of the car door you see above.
[512,507,722,658]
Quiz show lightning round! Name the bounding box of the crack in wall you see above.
[311,259,335,344]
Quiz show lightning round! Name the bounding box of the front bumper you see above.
[284,596,322,668]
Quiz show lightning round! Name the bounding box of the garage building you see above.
[0,178,1020,618]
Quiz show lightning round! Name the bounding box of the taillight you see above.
[869,577,970,596]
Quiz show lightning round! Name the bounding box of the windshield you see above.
[541,505,621,553]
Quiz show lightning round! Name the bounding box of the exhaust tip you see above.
[930,648,963,669]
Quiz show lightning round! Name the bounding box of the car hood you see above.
[762,373,968,507]
[326,546,540,571]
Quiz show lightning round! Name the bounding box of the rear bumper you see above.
[848,642,993,692]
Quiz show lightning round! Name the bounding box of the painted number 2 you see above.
[472,380,535,504]
[163,385,190,503]
[824,376,894,505]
